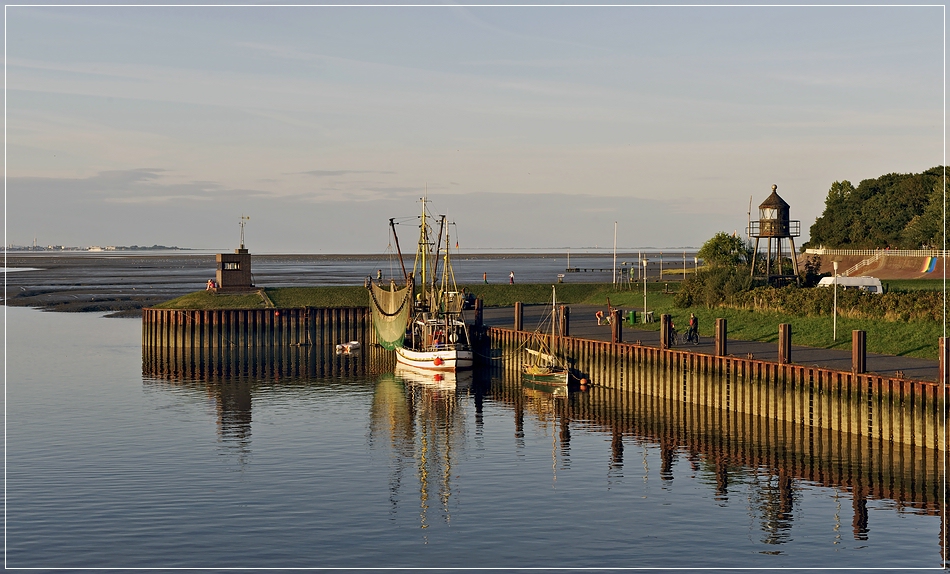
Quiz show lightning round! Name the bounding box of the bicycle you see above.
[683,326,700,345]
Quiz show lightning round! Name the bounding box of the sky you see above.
[5,4,945,253]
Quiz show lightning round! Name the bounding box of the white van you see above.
[817,276,883,294]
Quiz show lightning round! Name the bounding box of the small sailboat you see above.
[521,286,570,389]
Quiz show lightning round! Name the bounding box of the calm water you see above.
[6,305,945,569]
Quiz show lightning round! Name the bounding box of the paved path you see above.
[482,304,942,383]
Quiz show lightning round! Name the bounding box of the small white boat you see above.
[335,340,361,354]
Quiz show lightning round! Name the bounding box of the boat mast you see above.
[413,193,430,310]
[551,285,557,362]
[431,215,445,312]
[389,218,409,285]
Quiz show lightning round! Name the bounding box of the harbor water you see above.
[6,304,945,569]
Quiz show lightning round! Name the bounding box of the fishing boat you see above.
[521,286,570,389]
[368,196,473,372]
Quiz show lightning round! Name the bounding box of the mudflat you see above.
[3,252,387,317]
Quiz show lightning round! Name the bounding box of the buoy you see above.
[434,357,444,366]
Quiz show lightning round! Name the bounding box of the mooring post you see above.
[474,298,483,328]
[940,337,948,385]
[778,323,791,364]
[610,310,622,344]
[660,314,671,350]
[559,305,570,337]
[514,301,523,331]
[715,318,727,356]
[852,330,867,374]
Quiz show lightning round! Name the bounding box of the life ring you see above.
[448,332,458,343]
[434,357,444,366]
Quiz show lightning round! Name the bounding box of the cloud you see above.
[9,168,270,204]
[293,169,396,177]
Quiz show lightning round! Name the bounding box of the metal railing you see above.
[805,248,949,257]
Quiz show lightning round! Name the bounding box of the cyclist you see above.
[687,313,699,344]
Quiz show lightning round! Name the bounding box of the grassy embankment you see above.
[154,281,945,360]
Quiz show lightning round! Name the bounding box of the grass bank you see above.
[152,282,943,360]
[152,283,677,310]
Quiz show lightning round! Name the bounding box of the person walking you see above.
[483,272,488,284]
[509,271,515,285]
[687,313,699,344]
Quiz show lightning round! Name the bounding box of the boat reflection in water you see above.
[394,363,473,391]
[369,364,475,532]
[521,377,568,398]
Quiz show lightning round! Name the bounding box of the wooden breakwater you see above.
[484,326,947,452]
[142,307,371,349]
[140,307,392,380]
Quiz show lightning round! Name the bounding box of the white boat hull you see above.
[395,346,474,371]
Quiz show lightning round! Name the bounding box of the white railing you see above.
[842,251,885,277]
[804,248,949,257]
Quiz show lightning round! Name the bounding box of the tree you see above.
[804,167,943,249]
[697,232,752,268]
[901,177,947,249]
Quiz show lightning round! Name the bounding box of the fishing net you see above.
[368,280,414,350]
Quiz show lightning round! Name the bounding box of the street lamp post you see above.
[832,260,839,341]
[642,258,648,319]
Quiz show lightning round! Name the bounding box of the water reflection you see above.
[143,377,254,467]
[143,344,945,559]
[486,362,945,554]
[369,365,474,531]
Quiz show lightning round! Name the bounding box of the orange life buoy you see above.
[434,357,444,366]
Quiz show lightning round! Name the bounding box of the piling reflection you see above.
[487,359,946,555]
[143,342,394,468]
[143,339,394,381]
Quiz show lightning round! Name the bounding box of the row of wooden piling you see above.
[485,326,946,451]
[141,307,381,380]
[142,307,371,349]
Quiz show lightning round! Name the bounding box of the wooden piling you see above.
[778,323,791,365]
[715,318,727,357]
[853,330,867,374]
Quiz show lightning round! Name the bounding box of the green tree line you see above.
[804,166,946,250]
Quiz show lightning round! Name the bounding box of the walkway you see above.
[481,304,941,383]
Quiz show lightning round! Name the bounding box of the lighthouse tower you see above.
[748,184,801,285]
